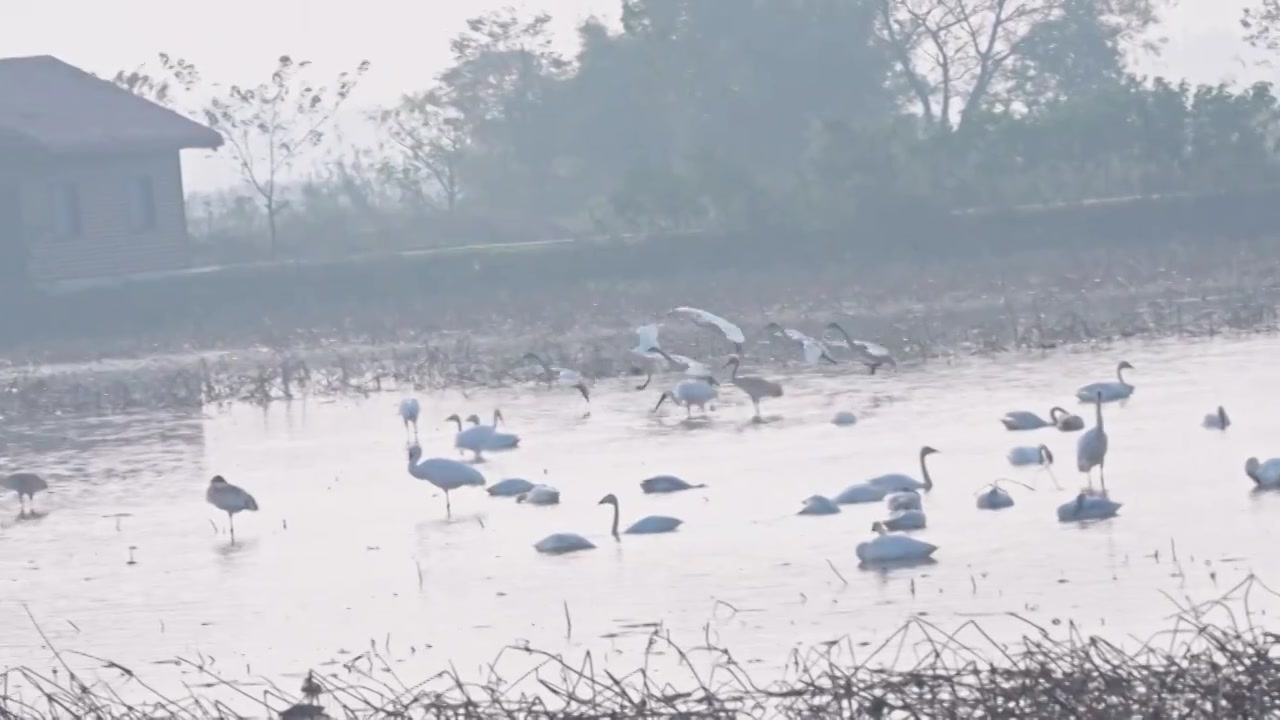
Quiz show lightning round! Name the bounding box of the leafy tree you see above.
[111,53,202,109]
[374,91,467,214]
[202,55,370,258]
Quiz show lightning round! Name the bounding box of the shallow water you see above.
[3,335,1280,700]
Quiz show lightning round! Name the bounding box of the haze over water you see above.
[2,335,1279,696]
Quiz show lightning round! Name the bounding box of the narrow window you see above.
[51,182,81,239]
[129,176,156,232]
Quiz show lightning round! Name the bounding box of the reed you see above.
[4,575,1280,718]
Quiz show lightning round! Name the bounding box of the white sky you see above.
[0,0,1269,192]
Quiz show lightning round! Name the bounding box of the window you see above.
[129,176,156,232]
[50,182,81,239]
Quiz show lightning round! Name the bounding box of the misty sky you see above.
[1,0,1269,192]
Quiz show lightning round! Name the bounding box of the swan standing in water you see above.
[1008,444,1054,467]
[1075,361,1135,403]
[1056,491,1122,522]
[723,356,783,421]
[516,484,560,505]
[487,478,536,497]
[2,472,48,516]
[1203,406,1230,430]
[668,306,746,354]
[206,475,258,543]
[521,352,591,405]
[1053,407,1085,431]
[1244,457,1280,488]
[763,323,838,366]
[799,495,840,515]
[855,521,937,564]
[399,398,420,440]
[823,322,897,374]
[866,446,940,493]
[641,475,707,494]
[653,378,720,419]
[599,493,684,535]
[407,445,486,518]
[1077,393,1109,492]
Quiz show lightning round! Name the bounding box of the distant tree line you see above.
[117,0,1280,262]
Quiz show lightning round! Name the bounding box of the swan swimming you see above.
[487,478,536,497]
[399,398,420,440]
[640,475,707,494]
[206,475,258,543]
[799,495,840,515]
[448,413,518,462]
[534,533,596,555]
[1056,490,1121,522]
[1000,410,1053,431]
[855,521,937,564]
[1076,392,1109,492]
[1008,444,1054,467]
[832,482,888,505]
[881,509,927,531]
[1245,457,1280,488]
[1053,407,1085,431]
[723,355,783,420]
[599,493,683,535]
[832,411,858,426]
[407,445,486,518]
[975,479,1032,510]
[1203,406,1230,430]
[1,472,47,516]
[466,410,521,449]
[516,484,560,505]
[653,378,720,418]
[1075,361,1134,403]
[865,446,940,493]
[886,490,921,512]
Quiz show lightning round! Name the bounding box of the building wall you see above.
[17,150,189,283]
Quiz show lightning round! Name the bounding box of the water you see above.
[3,335,1280,700]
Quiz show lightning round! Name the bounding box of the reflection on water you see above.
[4,336,1280,697]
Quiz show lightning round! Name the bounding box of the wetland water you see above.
[3,336,1280,695]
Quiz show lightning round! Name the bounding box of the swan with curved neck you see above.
[1075,361,1135,403]
[1050,406,1084,431]
[598,493,683,537]
[865,446,940,493]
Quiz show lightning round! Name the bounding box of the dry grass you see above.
[3,237,1280,420]
[4,575,1280,718]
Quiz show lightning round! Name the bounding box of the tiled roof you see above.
[0,55,223,152]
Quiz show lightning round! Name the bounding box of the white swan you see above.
[1053,407,1085,431]
[1077,392,1109,492]
[974,478,1032,510]
[866,446,940,493]
[823,322,897,374]
[886,490,921,512]
[881,509,927,531]
[1203,406,1230,430]
[447,413,518,462]
[599,493,683,535]
[1000,410,1052,431]
[855,521,937,564]
[668,306,745,353]
[723,355,783,420]
[1056,490,1121,522]
[516,484,560,505]
[640,475,707,494]
[407,444,486,518]
[763,323,838,366]
[832,411,858,426]
[521,352,591,404]
[1245,457,1280,488]
[799,495,840,515]
[1008,444,1054,467]
[399,397,420,440]
[653,378,720,418]
[206,475,258,543]
[466,410,521,449]
[534,533,596,554]
[1075,361,1134,403]
[487,478,536,497]
[833,483,887,504]
[1,472,47,516]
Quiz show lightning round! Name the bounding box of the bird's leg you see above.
[1099,462,1107,496]
[752,399,761,421]
[228,512,237,544]
[686,405,692,419]
[445,490,453,519]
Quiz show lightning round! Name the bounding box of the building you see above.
[0,54,222,286]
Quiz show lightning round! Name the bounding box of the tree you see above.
[374,91,467,214]
[203,55,370,258]
[876,0,1167,131]
[111,53,202,109]
[1243,0,1280,54]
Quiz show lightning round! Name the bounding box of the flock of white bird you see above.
[4,306,1277,569]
